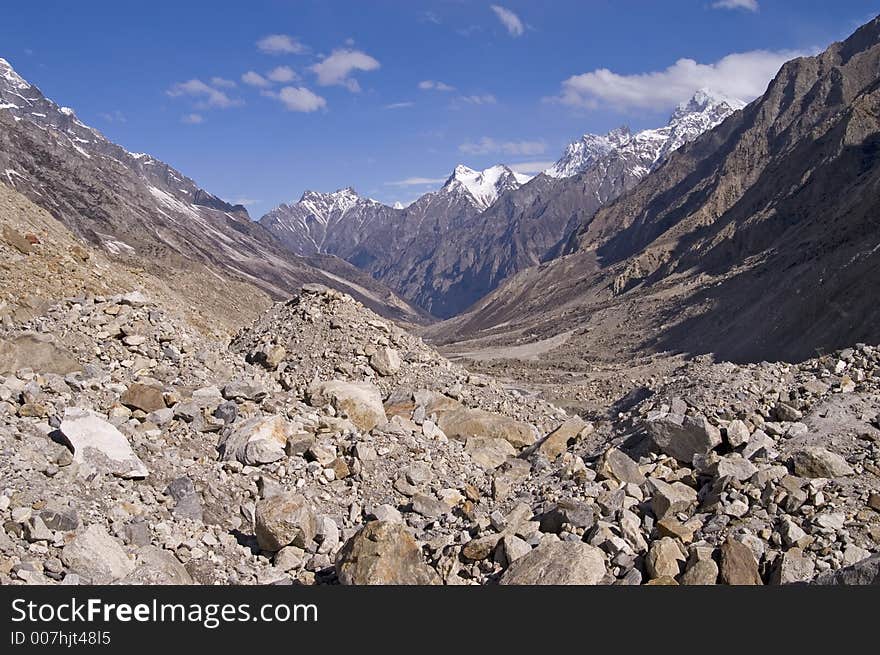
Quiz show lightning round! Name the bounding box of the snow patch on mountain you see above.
[442,164,530,210]
[545,88,745,179]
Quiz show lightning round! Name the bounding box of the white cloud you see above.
[257,34,307,55]
[508,161,556,174]
[241,71,271,88]
[310,48,380,92]
[712,0,759,11]
[385,101,415,109]
[557,48,803,111]
[459,94,497,105]
[98,110,126,123]
[490,5,524,37]
[267,66,297,83]
[210,77,236,88]
[274,86,327,112]
[181,113,204,124]
[386,176,447,187]
[459,137,546,156]
[167,79,240,108]
[419,80,456,92]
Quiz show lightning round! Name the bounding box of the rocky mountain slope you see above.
[434,16,880,364]
[0,58,426,327]
[1,279,877,585]
[262,93,739,318]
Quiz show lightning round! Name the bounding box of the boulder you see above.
[771,548,814,585]
[254,492,317,552]
[719,537,762,585]
[538,416,590,460]
[219,415,293,465]
[118,546,194,585]
[0,333,80,375]
[335,521,440,585]
[369,347,401,376]
[647,413,722,463]
[649,479,698,520]
[61,525,135,584]
[646,537,686,579]
[59,408,148,479]
[597,448,645,485]
[500,540,607,585]
[120,382,166,413]
[308,380,387,432]
[438,407,535,448]
[465,436,517,469]
[790,447,854,478]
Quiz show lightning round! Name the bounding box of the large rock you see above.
[771,548,815,585]
[308,380,387,432]
[598,448,646,485]
[810,553,880,585]
[120,382,166,413]
[369,347,401,376]
[336,521,440,585]
[219,415,293,465]
[646,537,686,579]
[438,407,535,448]
[0,333,80,375]
[719,537,762,585]
[649,479,698,520]
[254,492,317,552]
[790,447,854,478]
[538,416,590,460]
[647,413,722,463]
[118,546,194,585]
[680,547,719,585]
[59,408,149,479]
[500,540,607,585]
[61,524,135,583]
[465,436,517,469]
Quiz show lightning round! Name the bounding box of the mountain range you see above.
[262,89,744,317]
[435,15,880,364]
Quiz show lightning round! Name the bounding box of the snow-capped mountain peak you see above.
[443,163,530,210]
[545,88,745,180]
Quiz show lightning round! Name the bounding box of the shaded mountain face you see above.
[262,94,737,318]
[0,58,427,326]
[435,16,880,364]
[260,164,531,316]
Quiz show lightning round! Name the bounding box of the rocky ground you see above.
[0,281,878,585]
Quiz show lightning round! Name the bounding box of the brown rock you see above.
[120,382,166,413]
[254,493,317,552]
[719,537,763,585]
[538,416,591,460]
[335,521,440,585]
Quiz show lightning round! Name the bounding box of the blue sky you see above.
[1,1,878,215]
